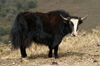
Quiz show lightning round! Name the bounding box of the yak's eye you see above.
[69,21,74,26]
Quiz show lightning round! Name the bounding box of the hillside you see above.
[0,0,37,27]
[0,0,100,44]
[0,0,37,43]
[0,0,100,31]
[30,0,100,32]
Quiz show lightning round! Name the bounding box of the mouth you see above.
[71,32,77,36]
[71,34,76,37]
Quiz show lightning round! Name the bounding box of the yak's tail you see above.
[10,13,33,49]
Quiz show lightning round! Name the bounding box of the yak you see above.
[10,10,87,59]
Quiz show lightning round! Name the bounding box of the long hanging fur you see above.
[10,13,31,49]
[10,10,71,49]
[10,12,53,49]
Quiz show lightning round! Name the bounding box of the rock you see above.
[12,62,15,65]
[21,57,29,62]
[93,60,98,63]
[97,43,100,46]
[51,61,58,65]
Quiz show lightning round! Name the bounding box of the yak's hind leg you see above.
[20,46,27,58]
[20,46,29,61]
[54,45,59,58]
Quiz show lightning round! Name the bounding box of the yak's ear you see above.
[81,14,88,21]
[60,14,68,21]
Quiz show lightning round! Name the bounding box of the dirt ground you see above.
[1,39,100,66]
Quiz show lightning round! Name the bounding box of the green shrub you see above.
[28,0,37,8]
[0,10,7,17]
[0,35,1,41]
[5,26,11,34]
[0,26,11,36]
[0,27,5,35]
[0,2,3,11]
[0,0,37,22]
[0,0,37,19]
[16,2,22,9]
[21,5,29,11]
[2,38,9,44]
[0,2,7,17]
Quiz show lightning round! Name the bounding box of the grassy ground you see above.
[0,27,100,66]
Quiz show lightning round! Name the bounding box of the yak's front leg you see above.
[54,45,59,58]
[48,46,53,58]
[53,34,62,58]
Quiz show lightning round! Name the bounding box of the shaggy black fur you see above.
[10,10,82,58]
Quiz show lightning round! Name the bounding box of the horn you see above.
[81,14,88,20]
[60,14,68,20]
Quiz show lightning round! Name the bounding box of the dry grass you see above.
[60,27,100,51]
[0,27,100,66]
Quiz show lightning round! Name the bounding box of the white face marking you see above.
[70,18,79,36]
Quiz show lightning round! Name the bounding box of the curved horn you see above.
[60,14,68,20]
[81,14,88,20]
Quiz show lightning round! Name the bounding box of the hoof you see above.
[54,53,59,59]
[21,57,29,62]
[55,56,59,59]
[48,55,52,58]
[48,53,52,58]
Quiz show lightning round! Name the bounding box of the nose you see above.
[72,34,76,36]
[71,34,76,36]
[71,32,77,36]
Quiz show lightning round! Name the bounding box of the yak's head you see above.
[60,14,87,36]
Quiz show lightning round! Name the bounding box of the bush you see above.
[0,2,3,11]
[28,0,37,8]
[21,5,29,11]
[0,10,7,17]
[0,26,11,36]
[2,38,9,44]
[0,35,1,41]
[0,27,5,35]
[16,2,22,9]
[5,26,11,34]
[0,2,7,17]
[0,0,37,19]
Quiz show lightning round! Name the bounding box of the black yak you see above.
[10,10,87,59]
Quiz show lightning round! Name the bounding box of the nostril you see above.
[71,34,75,36]
[71,32,77,36]
[72,34,76,37]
